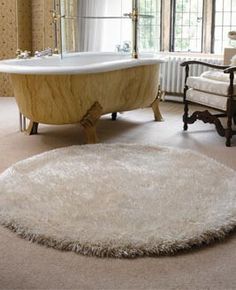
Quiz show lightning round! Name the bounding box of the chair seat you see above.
[201,70,236,83]
[186,88,228,111]
[187,71,236,96]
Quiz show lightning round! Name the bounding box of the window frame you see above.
[138,0,163,53]
[159,0,228,55]
[170,0,204,52]
[212,0,236,54]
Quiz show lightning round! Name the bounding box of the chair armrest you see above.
[224,66,236,73]
[181,60,229,70]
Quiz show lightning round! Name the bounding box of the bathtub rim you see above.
[0,52,165,75]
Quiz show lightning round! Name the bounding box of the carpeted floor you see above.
[0,97,235,290]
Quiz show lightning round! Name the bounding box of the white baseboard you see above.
[164,95,183,103]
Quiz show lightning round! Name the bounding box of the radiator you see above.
[160,56,223,95]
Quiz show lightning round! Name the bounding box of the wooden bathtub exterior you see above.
[10,64,162,143]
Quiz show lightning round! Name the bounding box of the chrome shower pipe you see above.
[132,0,139,59]
[52,0,62,56]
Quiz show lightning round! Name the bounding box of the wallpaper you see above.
[0,0,55,96]
[0,0,17,96]
[32,0,54,52]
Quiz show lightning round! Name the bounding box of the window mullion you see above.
[201,0,213,53]
[160,0,172,51]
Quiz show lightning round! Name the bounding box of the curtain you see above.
[61,0,132,53]
[78,0,107,51]
[61,0,79,52]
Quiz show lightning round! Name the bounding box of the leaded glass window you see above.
[214,0,236,54]
[138,0,161,52]
[172,0,203,52]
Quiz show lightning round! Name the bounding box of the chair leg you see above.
[183,101,189,131]
[225,99,233,147]
[226,139,231,147]
[233,114,236,125]
[225,118,232,147]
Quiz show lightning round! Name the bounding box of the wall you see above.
[32,0,54,52]
[0,0,55,97]
[17,0,32,51]
[0,1,17,96]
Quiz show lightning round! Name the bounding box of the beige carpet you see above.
[0,97,236,289]
[0,144,235,258]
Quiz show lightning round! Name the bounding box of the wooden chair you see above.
[181,51,236,147]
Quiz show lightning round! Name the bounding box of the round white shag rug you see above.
[0,144,235,258]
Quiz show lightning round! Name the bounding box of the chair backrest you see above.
[224,48,236,65]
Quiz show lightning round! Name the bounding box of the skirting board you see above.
[165,95,183,103]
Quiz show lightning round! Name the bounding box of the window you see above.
[171,0,203,52]
[138,0,162,52]
[101,0,132,52]
[62,0,236,55]
[214,0,236,54]
[102,0,162,53]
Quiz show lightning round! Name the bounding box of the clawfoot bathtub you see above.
[0,53,164,143]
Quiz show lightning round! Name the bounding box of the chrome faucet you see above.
[116,41,131,53]
[34,48,53,57]
[16,49,31,59]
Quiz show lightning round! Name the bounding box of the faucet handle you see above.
[34,51,39,57]
[22,51,31,59]
[46,48,53,56]
[25,50,31,56]
[116,44,121,52]
[34,48,53,57]
[16,49,31,59]
[16,49,22,58]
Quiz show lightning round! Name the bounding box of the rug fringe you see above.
[0,218,235,259]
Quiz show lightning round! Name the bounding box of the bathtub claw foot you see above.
[80,102,103,144]
[26,121,39,135]
[152,97,163,122]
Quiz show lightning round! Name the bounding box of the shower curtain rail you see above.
[61,14,154,20]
